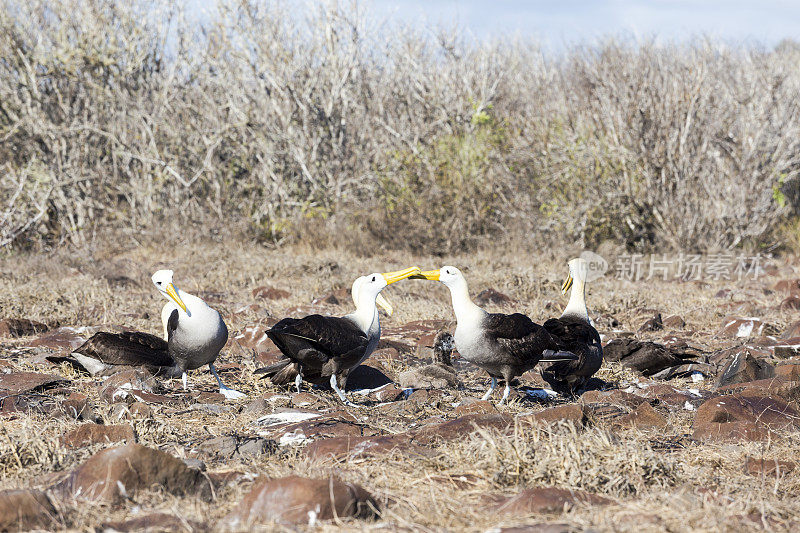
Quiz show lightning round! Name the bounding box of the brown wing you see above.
[484,313,563,364]
[74,331,174,367]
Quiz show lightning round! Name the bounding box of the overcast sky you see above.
[368,0,800,50]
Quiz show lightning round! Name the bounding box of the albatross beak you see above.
[376,293,393,316]
[561,274,573,295]
[381,266,421,285]
[409,269,440,281]
[165,283,188,313]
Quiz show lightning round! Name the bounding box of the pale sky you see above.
[368,0,800,49]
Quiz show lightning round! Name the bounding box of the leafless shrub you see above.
[1,0,798,252]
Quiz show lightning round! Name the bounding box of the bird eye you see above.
[156,281,162,285]
[371,276,376,282]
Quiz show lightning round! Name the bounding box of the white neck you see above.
[447,279,487,326]
[169,286,210,320]
[348,292,380,335]
[561,277,589,322]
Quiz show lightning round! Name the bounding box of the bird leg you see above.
[294,373,302,394]
[330,374,355,407]
[182,372,188,391]
[498,371,514,404]
[209,363,246,400]
[498,381,512,404]
[480,377,498,401]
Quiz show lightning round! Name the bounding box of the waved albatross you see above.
[72,270,245,399]
[258,267,420,405]
[411,266,576,402]
[541,257,603,392]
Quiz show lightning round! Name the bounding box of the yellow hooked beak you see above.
[381,266,421,285]
[165,283,188,313]
[410,269,440,281]
[561,274,573,296]
[376,293,393,316]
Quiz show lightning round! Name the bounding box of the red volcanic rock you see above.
[744,457,796,477]
[491,487,612,515]
[613,402,668,430]
[716,376,800,403]
[692,395,800,442]
[56,443,212,503]
[221,476,379,528]
[252,286,291,300]
[305,434,423,460]
[475,288,515,306]
[233,325,279,356]
[27,326,95,351]
[783,321,800,339]
[716,316,767,338]
[102,512,202,533]
[580,389,650,409]
[637,314,663,333]
[518,404,587,427]
[0,372,68,393]
[61,423,135,447]
[411,414,513,445]
[311,288,351,306]
[662,315,686,329]
[716,351,775,387]
[779,295,800,311]
[0,489,60,531]
[773,279,800,293]
[0,318,48,337]
[454,399,498,416]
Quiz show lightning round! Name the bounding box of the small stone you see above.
[454,399,498,416]
[252,286,291,300]
[744,457,796,477]
[0,318,49,337]
[662,315,686,329]
[613,402,667,430]
[61,423,135,447]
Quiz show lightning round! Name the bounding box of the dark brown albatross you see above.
[257,267,420,405]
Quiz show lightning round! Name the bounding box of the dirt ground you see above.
[1,240,799,532]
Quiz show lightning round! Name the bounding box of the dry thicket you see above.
[1,0,799,253]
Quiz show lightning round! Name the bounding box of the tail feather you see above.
[254,359,299,386]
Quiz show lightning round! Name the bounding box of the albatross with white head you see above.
[72,269,245,399]
[258,266,420,405]
[411,266,576,402]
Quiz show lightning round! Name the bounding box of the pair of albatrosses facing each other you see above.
[410,258,602,401]
[72,270,246,399]
[258,266,421,406]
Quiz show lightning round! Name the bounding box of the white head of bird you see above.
[348,267,420,331]
[351,275,394,316]
[561,258,590,321]
[412,266,484,323]
[151,269,189,316]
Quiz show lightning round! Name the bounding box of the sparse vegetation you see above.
[2,0,799,253]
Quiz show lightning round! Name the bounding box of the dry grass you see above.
[1,240,800,531]
[2,0,800,253]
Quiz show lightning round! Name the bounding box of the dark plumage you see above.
[477,313,576,383]
[541,315,603,392]
[72,331,178,376]
[264,315,371,390]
